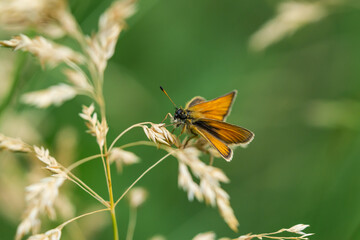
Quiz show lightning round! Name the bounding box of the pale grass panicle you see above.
[27,228,62,240]
[249,1,327,51]
[63,69,94,93]
[178,162,203,202]
[21,84,77,109]
[0,0,64,31]
[174,147,239,232]
[79,104,109,149]
[108,147,140,172]
[16,175,66,240]
[0,0,79,39]
[128,187,148,208]
[25,175,66,219]
[227,224,313,240]
[33,146,65,175]
[288,224,311,235]
[0,133,31,152]
[0,34,85,68]
[192,231,216,240]
[87,0,136,73]
[142,123,176,146]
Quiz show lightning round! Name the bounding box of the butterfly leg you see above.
[161,113,173,123]
[209,155,214,166]
[183,133,198,148]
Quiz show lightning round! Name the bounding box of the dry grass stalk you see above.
[221,224,313,240]
[33,146,65,175]
[79,104,109,149]
[0,0,65,30]
[21,84,77,108]
[249,1,327,51]
[0,0,79,39]
[16,175,66,240]
[175,147,239,232]
[142,123,176,146]
[53,6,82,40]
[0,133,31,152]
[86,0,136,74]
[27,228,62,240]
[0,34,84,67]
[63,69,94,93]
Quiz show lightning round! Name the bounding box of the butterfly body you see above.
[171,90,254,161]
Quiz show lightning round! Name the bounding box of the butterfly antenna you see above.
[160,86,177,107]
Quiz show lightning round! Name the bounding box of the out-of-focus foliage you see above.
[1,0,360,239]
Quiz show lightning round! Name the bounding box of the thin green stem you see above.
[108,122,154,151]
[96,86,118,240]
[126,207,137,240]
[100,147,110,197]
[65,171,108,207]
[103,140,119,240]
[119,140,174,152]
[58,208,110,230]
[67,154,103,171]
[120,141,158,149]
[115,151,174,206]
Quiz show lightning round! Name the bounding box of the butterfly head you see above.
[173,107,189,124]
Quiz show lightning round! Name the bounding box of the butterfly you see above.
[161,87,254,161]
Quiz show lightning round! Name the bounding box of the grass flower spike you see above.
[27,228,62,240]
[175,147,238,232]
[249,1,327,51]
[142,123,176,146]
[16,175,65,240]
[79,104,109,149]
[33,146,64,175]
[0,134,31,152]
[0,35,84,67]
[21,84,77,108]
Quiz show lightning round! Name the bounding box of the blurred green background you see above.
[1,0,360,239]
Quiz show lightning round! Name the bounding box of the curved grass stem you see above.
[115,151,174,207]
[58,208,110,230]
[67,154,103,171]
[108,122,154,151]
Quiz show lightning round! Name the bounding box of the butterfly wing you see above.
[186,96,206,108]
[192,118,254,161]
[186,91,237,121]
[194,118,254,144]
[192,125,233,161]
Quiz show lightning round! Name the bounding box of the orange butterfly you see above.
[161,87,254,161]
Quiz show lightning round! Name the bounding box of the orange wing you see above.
[186,91,237,121]
[193,119,254,145]
[192,125,233,161]
[192,118,254,161]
